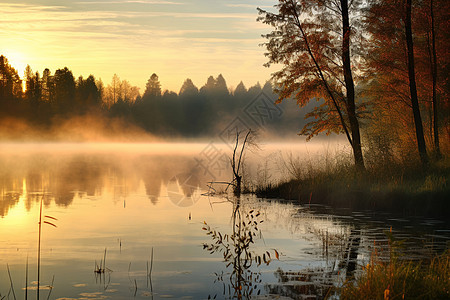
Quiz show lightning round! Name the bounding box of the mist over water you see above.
[0,140,347,216]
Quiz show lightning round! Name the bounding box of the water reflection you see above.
[0,152,213,217]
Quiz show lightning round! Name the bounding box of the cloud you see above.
[226,3,272,9]
[76,0,183,4]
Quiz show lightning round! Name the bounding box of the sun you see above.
[2,49,28,79]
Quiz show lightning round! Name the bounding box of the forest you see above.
[0,57,310,140]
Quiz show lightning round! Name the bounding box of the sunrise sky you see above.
[1,0,277,93]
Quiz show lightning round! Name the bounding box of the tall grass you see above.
[255,150,449,217]
[340,250,449,299]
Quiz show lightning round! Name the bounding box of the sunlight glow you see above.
[2,49,28,79]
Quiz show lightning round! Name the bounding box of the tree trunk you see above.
[405,0,429,166]
[234,175,242,196]
[430,0,441,159]
[341,0,365,171]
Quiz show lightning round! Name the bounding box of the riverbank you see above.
[255,159,450,219]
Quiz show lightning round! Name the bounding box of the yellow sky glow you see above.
[0,1,276,92]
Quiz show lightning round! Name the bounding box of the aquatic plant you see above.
[146,247,154,296]
[204,129,258,197]
[94,248,108,274]
[94,248,113,292]
[6,264,16,300]
[202,201,278,299]
[37,195,57,300]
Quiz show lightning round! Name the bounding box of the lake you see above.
[0,143,448,299]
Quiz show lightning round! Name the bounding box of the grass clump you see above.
[340,250,450,300]
[255,154,450,218]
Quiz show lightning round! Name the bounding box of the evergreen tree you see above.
[143,73,161,99]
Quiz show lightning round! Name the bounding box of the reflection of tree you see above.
[0,190,20,217]
[0,173,20,216]
[143,173,162,205]
[140,156,201,205]
[139,158,166,205]
[203,200,277,299]
[50,157,105,206]
[267,267,336,299]
[264,211,362,299]
[0,155,108,214]
[0,153,206,215]
[25,171,45,210]
[178,173,200,197]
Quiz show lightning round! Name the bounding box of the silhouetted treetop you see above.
[200,75,216,94]
[179,78,198,96]
[54,67,76,113]
[144,73,161,99]
[215,74,229,96]
[234,81,247,96]
[76,75,101,110]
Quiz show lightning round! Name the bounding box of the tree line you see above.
[258,0,449,170]
[0,56,307,138]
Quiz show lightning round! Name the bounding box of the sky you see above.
[1,0,277,93]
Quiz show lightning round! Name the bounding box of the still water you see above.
[0,143,448,299]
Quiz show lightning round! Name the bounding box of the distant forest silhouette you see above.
[0,55,310,140]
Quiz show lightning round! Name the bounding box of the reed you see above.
[6,264,16,300]
[46,275,54,300]
[25,256,28,300]
[37,194,57,300]
[94,248,107,274]
[146,247,154,298]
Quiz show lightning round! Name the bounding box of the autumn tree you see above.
[102,73,122,107]
[364,0,449,164]
[258,0,366,171]
[405,0,429,165]
[413,0,449,158]
[103,75,140,107]
[119,80,140,103]
[428,0,440,158]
